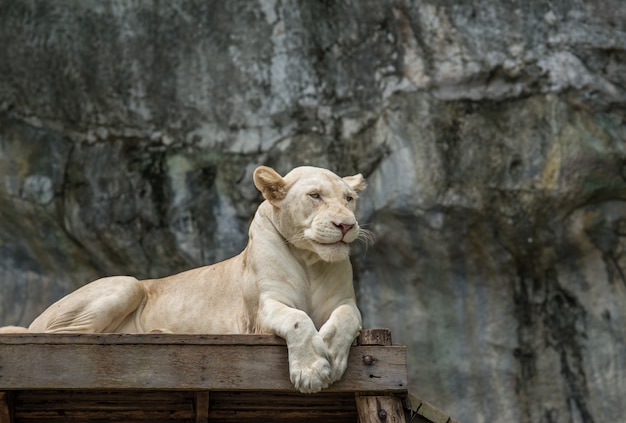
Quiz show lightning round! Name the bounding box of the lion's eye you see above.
[346,196,354,203]
[308,193,320,200]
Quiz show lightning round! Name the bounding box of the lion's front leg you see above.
[318,303,362,384]
[259,298,332,393]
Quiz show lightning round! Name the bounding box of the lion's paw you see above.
[288,335,333,393]
[328,347,350,384]
[290,355,332,393]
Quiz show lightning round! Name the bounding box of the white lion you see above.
[0,166,368,393]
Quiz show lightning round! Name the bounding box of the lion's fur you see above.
[0,166,366,393]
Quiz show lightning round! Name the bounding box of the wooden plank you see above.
[14,390,194,422]
[194,392,209,423]
[0,391,12,423]
[208,393,357,423]
[209,391,357,410]
[0,342,406,393]
[355,394,406,423]
[207,409,357,422]
[13,391,359,423]
[15,390,193,411]
[0,333,286,346]
[15,409,193,420]
[208,391,358,421]
[406,393,460,423]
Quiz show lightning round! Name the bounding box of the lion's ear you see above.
[253,166,287,203]
[343,173,366,193]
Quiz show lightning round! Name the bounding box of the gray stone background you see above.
[1,1,625,422]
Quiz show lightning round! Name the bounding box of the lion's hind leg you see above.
[0,326,30,334]
[28,276,146,333]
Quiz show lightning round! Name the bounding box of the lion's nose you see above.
[334,222,354,235]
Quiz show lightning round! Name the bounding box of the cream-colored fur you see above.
[0,166,367,393]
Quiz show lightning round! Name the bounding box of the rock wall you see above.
[1,1,625,422]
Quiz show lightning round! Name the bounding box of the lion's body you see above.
[0,166,367,393]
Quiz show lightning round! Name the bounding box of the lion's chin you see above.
[312,241,351,262]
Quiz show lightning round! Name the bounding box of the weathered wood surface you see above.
[0,333,407,393]
[406,392,461,423]
[0,392,11,423]
[11,391,360,423]
[0,333,286,346]
[194,392,209,423]
[0,330,420,422]
[10,390,195,423]
[357,328,393,346]
[355,394,406,423]
[208,391,358,422]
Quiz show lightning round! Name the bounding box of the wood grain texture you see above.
[355,394,406,423]
[358,329,393,346]
[406,392,460,423]
[0,333,286,346]
[0,391,12,423]
[0,333,407,393]
[10,390,363,423]
[194,392,209,423]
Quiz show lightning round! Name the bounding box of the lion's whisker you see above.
[357,228,374,245]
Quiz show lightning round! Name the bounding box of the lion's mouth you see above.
[312,240,349,246]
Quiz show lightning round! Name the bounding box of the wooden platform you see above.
[0,329,452,423]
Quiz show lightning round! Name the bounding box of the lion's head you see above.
[254,166,367,262]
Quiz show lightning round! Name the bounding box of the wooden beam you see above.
[355,394,406,423]
[406,392,460,423]
[0,392,12,423]
[194,392,209,423]
[355,330,406,422]
[358,328,393,346]
[0,333,286,346]
[0,333,407,393]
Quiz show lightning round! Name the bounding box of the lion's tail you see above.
[0,325,30,334]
